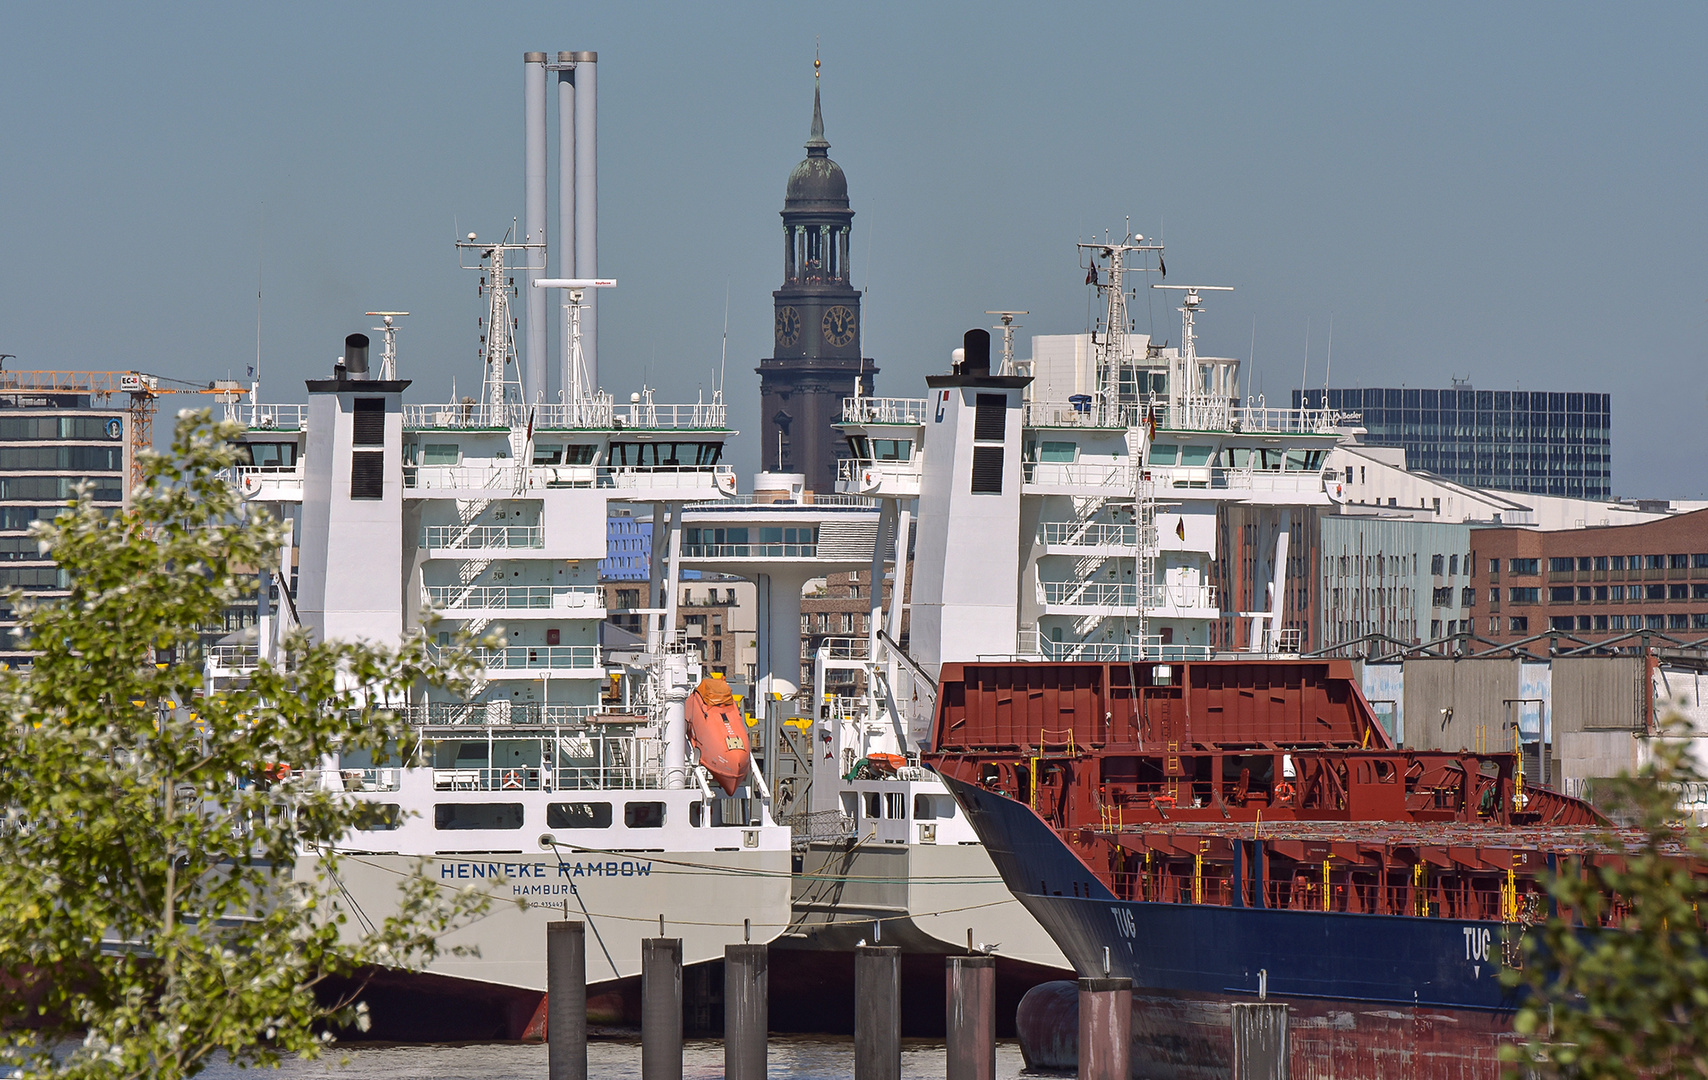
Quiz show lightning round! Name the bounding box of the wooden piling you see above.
[1232,1002,1290,1080]
[546,920,586,1080]
[1076,977,1131,1080]
[854,943,900,1080]
[945,955,996,1080]
[724,943,768,1080]
[641,937,683,1080]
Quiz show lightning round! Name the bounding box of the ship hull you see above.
[940,773,1527,1078]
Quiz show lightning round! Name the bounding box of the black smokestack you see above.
[344,333,370,379]
[962,328,991,377]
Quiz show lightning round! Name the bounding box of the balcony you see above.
[838,456,921,497]
[403,399,727,432]
[840,397,930,425]
[205,644,260,676]
[393,701,605,727]
[420,524,545,554]
[422,584,605,616]
[680,542,816,559]
[405,463,736,496]
[225,403,308,431]
[1023,461,1136,495]
[1037,580,1218,617]
[474,645,603,677]
[1040,521,1142,555]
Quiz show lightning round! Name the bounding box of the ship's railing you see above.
[404,399,728,431]
[1153,466,1325,494]
[681,542,816,559]
[1152,583,1219,611]
[225,403,308,430]
[815,636,872,661]
[1020,396,1358,435]
[393,701,605,726]
[689,492,876,508]
[1040,521,1138,548]
[1022,400,1138,429]
[420,524,544,551]
[205,644,260,672]
[840,397,930,425]
[1023,461,1137,491]
[838,458,921,484]
[473,645,602,672]
[1038,581,1155,609]
[781,809,856,848]
[406,463,735,494]
[422,584,605,612]
[1018,630,1214,663]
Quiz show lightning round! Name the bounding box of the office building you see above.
[1298,384,1611,499]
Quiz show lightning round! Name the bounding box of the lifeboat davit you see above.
[686,676,751,796]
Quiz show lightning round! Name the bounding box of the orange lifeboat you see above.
[686,676,751,796]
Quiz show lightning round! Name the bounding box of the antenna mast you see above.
[987,311,1028,376]
[367,312,410,380]
[458,228,540,417]
[1078,229,1163,423]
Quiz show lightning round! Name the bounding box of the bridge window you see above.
[624,801,666,828]
[434,803,523,830]
[1148,444,1178,465]
[547,802,613,829]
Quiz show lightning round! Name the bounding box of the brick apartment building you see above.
[1472,507,1708,644]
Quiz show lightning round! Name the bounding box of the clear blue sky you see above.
[3,3,1704,496]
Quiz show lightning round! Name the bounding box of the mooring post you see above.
[945,955,996,1080]
[854,943,901,1080]
[724,942,768,1080]
[1231,1002,1290,1080]
[641,937,683,1080]
[546,920,586,1080]
[1076,977,1131,1080]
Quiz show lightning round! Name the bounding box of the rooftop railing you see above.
[422,584,605,612]
[474,645,602,671]
[420,524,544,551]
[1020,395,1359,435]
[225,403,308,430]
[840,397,931,425]
[402,399,727,432]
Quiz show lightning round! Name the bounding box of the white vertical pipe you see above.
[571,51,598,390]
[885,506,912,643]
[868,501,893,662]
[556,54,576,403]
[523,52,549,406]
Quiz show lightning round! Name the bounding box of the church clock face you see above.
[822,305,857,348]
[775,306,802,348]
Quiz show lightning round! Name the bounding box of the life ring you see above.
[240,473,263,497]
[1275,781,1296,803]
[501,769,523,790]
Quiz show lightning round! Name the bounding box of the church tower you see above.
[757,62,875,494]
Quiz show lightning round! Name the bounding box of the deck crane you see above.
[0,370,242,489]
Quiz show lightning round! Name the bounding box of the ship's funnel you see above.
[344,334,370,379]
[962,328,991,377]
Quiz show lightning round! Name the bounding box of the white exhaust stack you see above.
[556,53,576,399]
[570,52,598,390]
[522,52,549,406]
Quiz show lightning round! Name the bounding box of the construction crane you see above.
[0,370,242,489]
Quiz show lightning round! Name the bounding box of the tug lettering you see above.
[1462,925,1491,962]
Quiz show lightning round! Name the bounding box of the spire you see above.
[806,49,828,155]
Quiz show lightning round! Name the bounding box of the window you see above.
[1577,587,1592,602]
[1509,588,1539,603]
[1610,615,1626,630]
[970,446,1003,493]
[1509,617,1529,633]
[1462,587,1476,606]
[1433,587,1453,606]
[1038,441,1077,463]
[1489,558,1500,574]
[1646,615,1665,631]
[1148,444,1178,465]
[1549,587,1573,603]
[352,398,386,446]
[1646,555,1666,571]
[871,439,912,461]
[1646,584,1666,601]
[1610,556,1626,570]
[1578,557,1593,572]
[1694,554,1708,569]
[1694,584,1708,600]
[1449,555,1459,576]
[624,802,666,828]
[864,792,881,820]
[532,445,563,465]
[1671,554,1690,570]
[353,803,402,831]
[434,803,523,830]
[242,442,298,469]
[547,802,613,829]
[913,794,956,820]
[1547,557,1574,573]
[1431,554,1445,575]
[1610,586,1625,601]
[1695,613,1708,630]
[1670,584,1689,600]
[1431,619,1443,638]
[1595,556,1609,571]
[1550,616,1574,632]
[1594,615,1608,631]
[418,444,457,466]
[1670,613,1690,630]
[1576,616,1592,631]
[885,792,906,819]
[565,444,597,465]
[1509,558,1540,575]
[1180,445,1214,467]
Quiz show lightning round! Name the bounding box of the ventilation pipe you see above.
[343,334,370,380]
[523,52,549,406]
[571,52,598,390]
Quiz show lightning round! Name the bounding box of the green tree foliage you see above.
[1503,716,1708,1078]
[0,413,494,1079]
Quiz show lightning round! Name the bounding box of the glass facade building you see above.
[1295,386,1611,499]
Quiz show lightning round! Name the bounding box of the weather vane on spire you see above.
[815,37,821,80]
